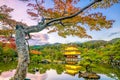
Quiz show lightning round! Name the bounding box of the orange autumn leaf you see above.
[30,50,42,55]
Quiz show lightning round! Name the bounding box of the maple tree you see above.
[26,0,118,38]
[0,0,119,80]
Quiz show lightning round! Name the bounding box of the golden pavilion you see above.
[64,45,81,64]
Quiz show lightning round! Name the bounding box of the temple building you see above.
[64,45,81,64]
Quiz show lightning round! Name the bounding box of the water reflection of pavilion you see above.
[65,65,81,75]
[64,45,81,75]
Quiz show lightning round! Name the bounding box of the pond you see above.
[0,62,120,80]
[39,69,118,80]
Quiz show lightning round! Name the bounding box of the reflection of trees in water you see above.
[28,63,65,74]
[50,64,65,74]
[0,62,17,73]
[93,64,120,80]
[0,62,120,80]
[28,63,120,80]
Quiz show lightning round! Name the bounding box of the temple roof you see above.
[64,45,81,55]
[65,46,79,51]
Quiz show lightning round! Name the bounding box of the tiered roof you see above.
[64,45,81,55]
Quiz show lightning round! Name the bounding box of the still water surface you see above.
[45,69,116,80]
[0,63,119,80]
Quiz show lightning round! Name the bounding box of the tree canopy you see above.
[1,0,119,38]
[25,0,119,38]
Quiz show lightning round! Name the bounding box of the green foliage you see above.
[30,54,43,63]
[29,38,120,67]
[79,49,102,72]
[0,62,17,73]
[0,37,119,66]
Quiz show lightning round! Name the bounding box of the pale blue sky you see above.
[0,0,120,44]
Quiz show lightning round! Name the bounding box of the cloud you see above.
[28,33,49,45]
[0,0,37,26]
[108,31,120,37]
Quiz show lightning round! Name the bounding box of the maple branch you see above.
[24,0,102,33]
[35,0,42,16]
[35,0,48,24]
[59,21,65,27]
[44,18,54,20]
[45,0,102,26]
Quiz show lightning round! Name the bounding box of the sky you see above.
[0,0,120,45]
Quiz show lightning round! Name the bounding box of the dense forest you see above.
[0,38,120,66]
[1,38,120,67]
[30,38,120,66]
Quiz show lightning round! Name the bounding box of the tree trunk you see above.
[13,25,30,80]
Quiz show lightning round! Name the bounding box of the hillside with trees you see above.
[30,38,120,66]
